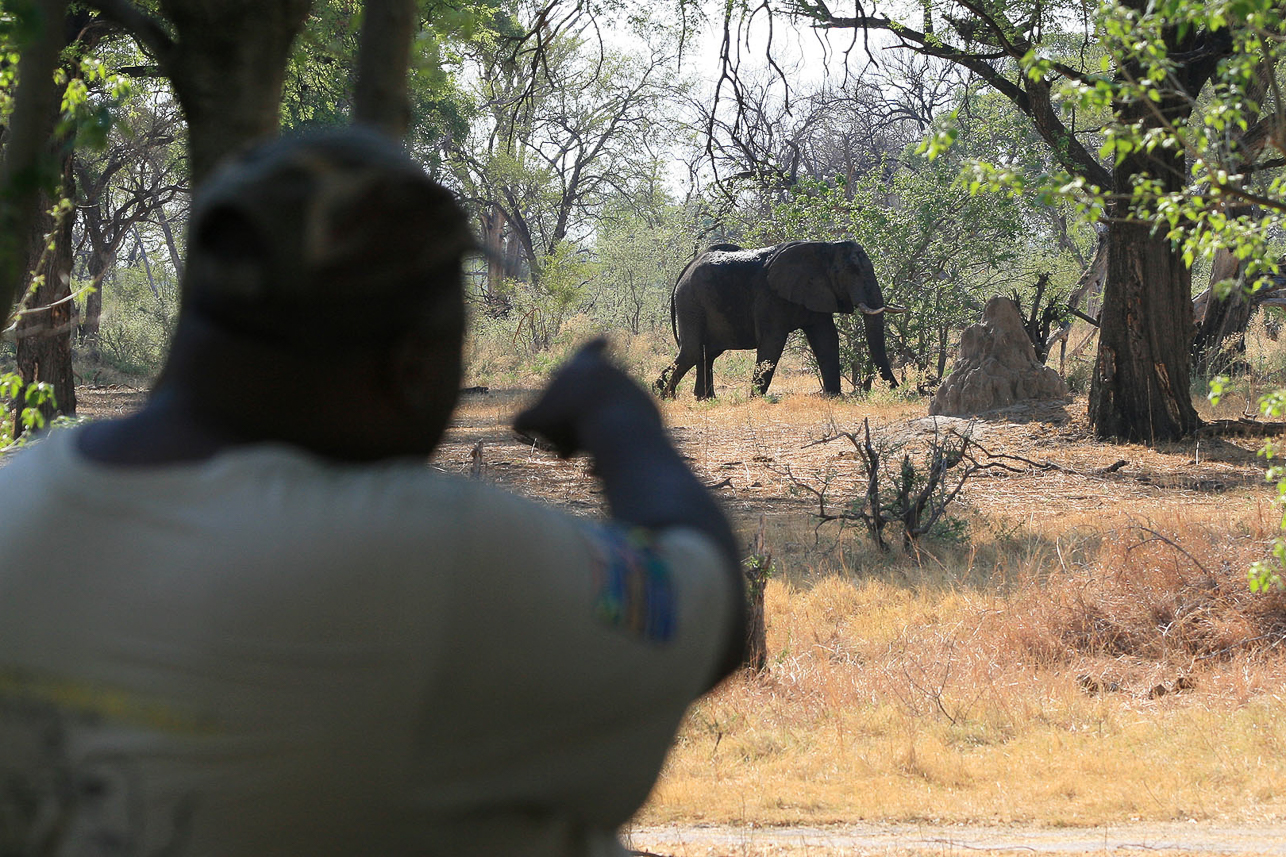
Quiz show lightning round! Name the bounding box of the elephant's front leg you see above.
[753,331,789,396]
[804,319,842,396]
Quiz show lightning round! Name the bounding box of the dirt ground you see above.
[75,384,1273,534]
[428,385,1275,557]
[71,383,1286,856]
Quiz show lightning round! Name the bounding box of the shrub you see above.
[95,265,178,377]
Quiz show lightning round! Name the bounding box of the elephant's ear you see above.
[765,242,847,314]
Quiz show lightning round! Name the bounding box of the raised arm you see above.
[514,339,746,679]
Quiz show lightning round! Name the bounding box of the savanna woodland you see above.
[4,0,1286,852]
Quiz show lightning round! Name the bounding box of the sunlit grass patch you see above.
[643,516,1286,827]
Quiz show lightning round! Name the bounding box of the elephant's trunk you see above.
[862,311,898,388]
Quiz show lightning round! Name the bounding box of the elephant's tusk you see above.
[860,303,909,314]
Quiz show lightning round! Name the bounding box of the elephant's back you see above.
[698,245,775,268]
[673,250,764,350]
[679,246,773,289]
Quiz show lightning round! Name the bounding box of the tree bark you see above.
[1090,75,1201,443]
[1088,12,1223,443]
[353,0,418,139]
[0,0,71,321]
[1192,248,1252,375]
[157,0,313,185]
[475,203,514,315]
[133,227,159,297]
[14,160,78,433]
[155,206,185,280]
[1067,227,1108,319]
[1090,216,1199,442]
[79,203,112,350]
[741,516,771,674]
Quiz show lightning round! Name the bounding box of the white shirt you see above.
[0,427,736,856]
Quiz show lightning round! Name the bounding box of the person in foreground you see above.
[0,128,744,856]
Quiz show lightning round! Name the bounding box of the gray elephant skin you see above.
[655,241,900,399]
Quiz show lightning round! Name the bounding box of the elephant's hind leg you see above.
[695,346,721,399]
[655,362,679,398]
[659,350,697,399]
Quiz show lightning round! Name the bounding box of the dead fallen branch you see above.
[806,430,1127,480]
[1196,418,1286,438]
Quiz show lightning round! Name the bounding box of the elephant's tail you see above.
[670,286,679,345]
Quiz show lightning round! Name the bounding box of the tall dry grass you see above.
[642,514,1286,827]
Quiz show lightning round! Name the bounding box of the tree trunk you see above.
[159,0,313,186]
[353,0,418,139]
[741,515,771,674]
[13,162,78,433]
[133,227,159,297]
[477,203,512,314]
[0,0,71,320]
[1192,248,1251,376]
[156,207,185,280]
[1067,227,1108,319]
[1089,27,1207,445]
[1090,215,1199,442]
[503,193,542,286]
[78,186,111,351]
[80,246,110,354]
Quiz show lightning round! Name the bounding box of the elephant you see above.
[655,240,902,399]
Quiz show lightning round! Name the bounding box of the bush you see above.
[94,266,178,377]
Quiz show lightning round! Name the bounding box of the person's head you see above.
[164,128,474,461]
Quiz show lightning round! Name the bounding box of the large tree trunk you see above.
[1090,214,1199,442]
[158,0,312,186]
[0,0,71,321]
[4,5,103,432]
[14,161,78,434]
[1089,17,1214,444]
[475,203,512,315]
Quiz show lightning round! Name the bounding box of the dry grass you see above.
[628,380,1286,827]
[639,520,1286,825]
[441,327,1286,831]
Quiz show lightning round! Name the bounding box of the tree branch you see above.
[79,0,176,68]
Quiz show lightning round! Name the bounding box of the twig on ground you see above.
[1129,525,1213,576]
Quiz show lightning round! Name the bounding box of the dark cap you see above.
[183,127,475,346]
